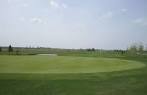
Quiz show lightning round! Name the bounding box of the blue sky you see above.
[0,0,147,49]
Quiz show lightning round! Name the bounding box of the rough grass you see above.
[0,55,147,95]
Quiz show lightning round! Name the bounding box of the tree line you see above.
[0,45,13,52]
[0,43,146,55]
[127,43,145,54]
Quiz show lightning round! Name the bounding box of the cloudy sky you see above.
[0,0,147,49]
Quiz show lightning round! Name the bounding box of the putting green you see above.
[0,55,145,73]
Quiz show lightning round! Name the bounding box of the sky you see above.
[0,0,147,49]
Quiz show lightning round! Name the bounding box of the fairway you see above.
[0,55,145,73]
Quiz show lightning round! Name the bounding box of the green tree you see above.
[8,45,13,52]
[92,48,95,51]
[0,47,2,52]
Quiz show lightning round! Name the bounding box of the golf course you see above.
[0,54,147,95]
[1,0,147,94]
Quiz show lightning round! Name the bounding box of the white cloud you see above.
[121,8,128,13]
[8,0,11,3]
[133,18,147,26]
[49,0,67,9]
[8,0,13,3]
[133,18,143,23]
[30,17,43,24]
[8,0,29,8]
[22,3,29,7]
[8,0,20,4]
[19,17,25,22]
[19,17,47,24]
[103,11,113,18]
[50,0,59,8]
[62,3,67,9]
[98,11,113,21]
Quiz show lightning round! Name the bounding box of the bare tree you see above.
[138,44,144,53]
[128,44,137,54]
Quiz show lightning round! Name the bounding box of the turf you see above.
[0,55,145,73]
[0,55,147,95]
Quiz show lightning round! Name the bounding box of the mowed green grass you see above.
[0,55,147,95]
[0,55,145,73]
